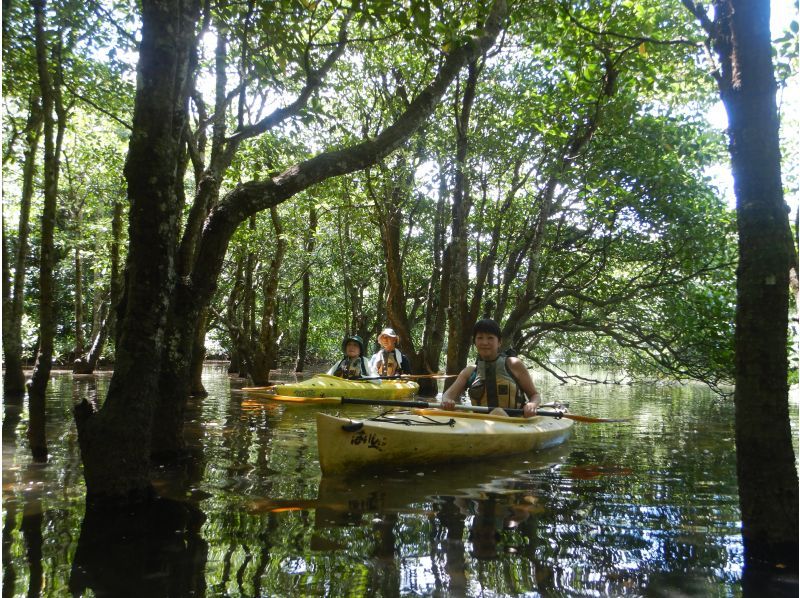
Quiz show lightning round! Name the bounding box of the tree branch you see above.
[226,7,355,144]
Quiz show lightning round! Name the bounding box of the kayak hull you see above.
[316,409,574,475]
[275,374,418,399]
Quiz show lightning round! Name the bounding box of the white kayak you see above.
[316,408,574,475]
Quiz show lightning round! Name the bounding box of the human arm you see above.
[506,356,541,417]
[326,361,341,376]
[440,366,475,410]
[364,357,382,383]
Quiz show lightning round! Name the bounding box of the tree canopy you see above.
[2,0,797,393]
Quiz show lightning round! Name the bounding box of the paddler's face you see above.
[345,341,361,357]
[474,332,500,360]
[378,335,397,351]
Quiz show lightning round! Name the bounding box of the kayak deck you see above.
[273,374,419,399]
[316,409,574,475]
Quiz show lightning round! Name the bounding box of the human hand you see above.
[522,402,538,418]
[441,397,456,410]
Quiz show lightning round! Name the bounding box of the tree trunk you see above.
[133,0,508,467]
[497,56,617,345]
[28,0,66,463]
[225,255,244,374]
[74,0,200,499]
[189,307,208,396]
[375,152,447,395]
[74,197,124,375]
[110,198,125,352]
[445,60,480,374]
[74,246,85,357]
[73,304,109,375]
[2,95,42,397]
[236,216,257,378]
[710,0,798,570]
[249,207,287,385]
[295,205,317,372]
[417,167,450,394]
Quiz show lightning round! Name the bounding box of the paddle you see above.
[333,397,626,422]
[355,374,456,381]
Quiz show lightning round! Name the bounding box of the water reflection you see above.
[1,365,797,596]
[69,498,208,597]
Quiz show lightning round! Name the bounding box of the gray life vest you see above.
[335,357,369,379]
[467,355,525,409]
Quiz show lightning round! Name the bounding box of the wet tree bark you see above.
[74,0,200,498]
[2,95,42,397]
[683,0,798,570]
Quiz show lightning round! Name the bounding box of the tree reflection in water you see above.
[68,497,208,597]
[2,366,798,596]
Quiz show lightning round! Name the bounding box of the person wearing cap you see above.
[327,335,379,380]
[369,327,411,377]
[441,318,540,417]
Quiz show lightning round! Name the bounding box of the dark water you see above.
[2,364,797,597]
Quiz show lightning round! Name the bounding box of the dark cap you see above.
[342,335,365,355]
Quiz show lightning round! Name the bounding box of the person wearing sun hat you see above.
[369,327,412,377]
[327,335,379,379]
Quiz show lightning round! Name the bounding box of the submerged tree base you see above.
[70,495,207,596]
[742,537,799,573]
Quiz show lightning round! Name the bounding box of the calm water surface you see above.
[2,364,798,597]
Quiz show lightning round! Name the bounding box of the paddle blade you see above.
[538,411,629,423]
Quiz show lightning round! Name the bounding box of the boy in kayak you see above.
[327,335,379,380]
[441,319,540,417]
[369,327,412,377]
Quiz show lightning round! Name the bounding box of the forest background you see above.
[2,0,797,395]
[2,0,798,571]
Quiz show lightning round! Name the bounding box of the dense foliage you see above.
[2,0,797,391]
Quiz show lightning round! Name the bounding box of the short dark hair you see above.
[472,319,502,341]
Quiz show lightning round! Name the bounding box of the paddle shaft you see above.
[339,397,625,422]
[354,374,454,381]
[340,397,523,417]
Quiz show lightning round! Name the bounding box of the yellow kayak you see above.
[316,408,574,475]
[269,374,418,399]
